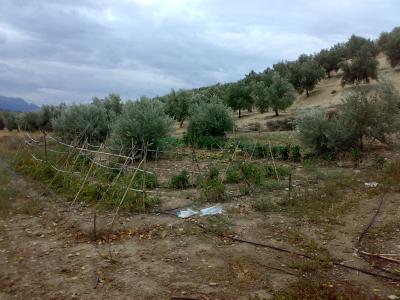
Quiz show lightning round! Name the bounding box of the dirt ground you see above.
[1,149,400,299]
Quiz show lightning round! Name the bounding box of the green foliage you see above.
[298,80,400,154]
[349,147,362,167]
[290,145,301,162]
[198,167,227,202]
[381,27,400,68]
[0,113,4,130]
[314,44,346,78]
[372,154,385,170]
[225,81,253,117]
[170,170,191,189]
[346,34,378,58]
[183,135,226,149]
[164,89,193,127]
[186,98,234,146]
[92,94,124,123]
[289,59,325,97]
[225,161,290,185]
[246,69,275,113]
[52,103,109,143]
[15,150,160,212]
[265,73,296,116]
[340,80,400,146]
[225,165,241,183]
[274,58,325,98]
[280,177,354,224]
[253,197,276,213]
[297,109,348,155]
[109,97,174,154]
[2,112,19,131]
[131,172,158,189]
[339,45,378,87]
[233,141,302,161]
[279,145,290,160]
[17,105,64,132]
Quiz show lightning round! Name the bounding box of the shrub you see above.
[183,135,226,149]
[109,97,174,154]
[52,103,109,143]
[239,162,264,186]
[225,165,242,183]
[186,98,234,146]
[372,154,385,170]
[298,80,400,154]
[198,167,227,202]
[297,109,348,155]
[291,145,301,162]
[170,170,191,189]
[279,145,290,160]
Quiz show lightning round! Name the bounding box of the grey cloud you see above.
[0,0,399,105]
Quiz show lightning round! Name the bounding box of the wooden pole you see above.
[142,143,148,210]
[43,131,48,162]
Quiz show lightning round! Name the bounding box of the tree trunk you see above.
[238,108,241,118]
[327,71,331,79]
[306,89,310,97]
[179,120,184,128]
[274,108,279,117]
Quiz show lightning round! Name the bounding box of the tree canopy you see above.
[265,73,296,116]
[339,45,378,87]
[109,97,174,153]
[225,81,253,118]
[186,97,234,142]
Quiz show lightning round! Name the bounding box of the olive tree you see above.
[315,45,345,78]
[339,45,378,87]
[52,103,109,143]
[382,27,400,68]
[225,81,253,118]
[92,94,124,123]
[164,89,193,127]
[186,97,234,143]
[3,112,19,131]
[298,80,400,154]
[265,73,296,116]
[289,59,325,97]
[346,34,378,58]
[109,97,174,154]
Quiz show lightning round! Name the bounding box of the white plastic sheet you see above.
[176,204,224,218]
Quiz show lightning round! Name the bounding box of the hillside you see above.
[232,53,400,129]
[0,96,40,112]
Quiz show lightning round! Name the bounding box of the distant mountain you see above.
[0,96,40,112]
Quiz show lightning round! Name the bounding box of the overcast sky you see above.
[0,0,399,105]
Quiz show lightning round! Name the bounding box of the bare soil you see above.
[1,152,400,299]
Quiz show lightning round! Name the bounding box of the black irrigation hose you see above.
[356,193,386,250]
[355,193,400,275]
[191,220,400,282]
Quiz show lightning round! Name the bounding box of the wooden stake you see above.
[43,131,48,162]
